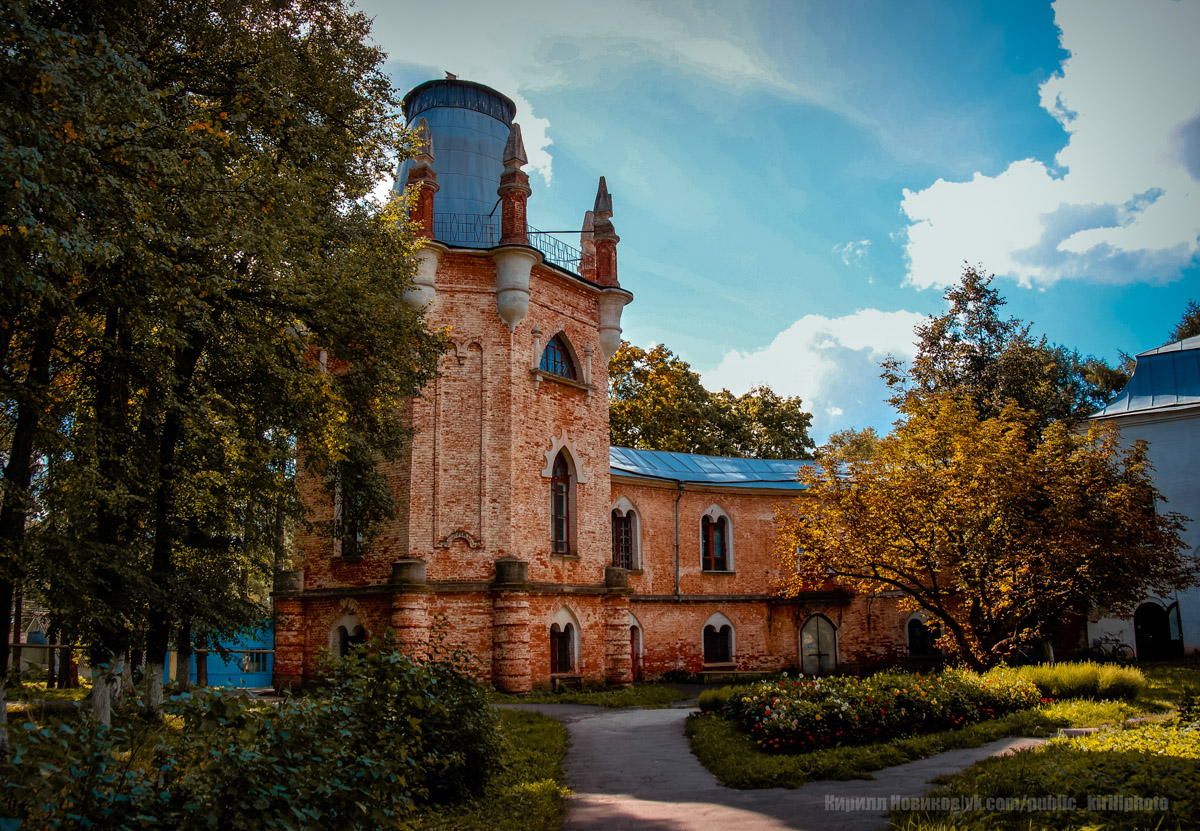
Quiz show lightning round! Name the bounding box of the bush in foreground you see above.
[1010,661,1146,702]
[715,669,1040,753]
[1,635,499,829]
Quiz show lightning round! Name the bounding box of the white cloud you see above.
[356,0,842,185]
[901,0,1200,289]
[834,239,871,267]
[701,309,926,441]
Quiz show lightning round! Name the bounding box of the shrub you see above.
[1,634,500,830]
[697,685,746,714]
[1010,662,1146,702]
[720,669,1040,753]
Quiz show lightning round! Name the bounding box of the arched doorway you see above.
[338,625,366,657]
[1135,602,1181,660]
[801,615,838,675]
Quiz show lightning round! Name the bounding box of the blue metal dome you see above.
[395,79,517,248]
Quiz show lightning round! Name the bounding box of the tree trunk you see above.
[0,682,7,762]
[56,641,73,689]
[142,341,202,721]
[118,651,135,701]
[90,651,123,726]
[46,624,58,686]
[176,622,193,692]
[196,634,208,687]
[10,589,22,676]
[0,322,55,683]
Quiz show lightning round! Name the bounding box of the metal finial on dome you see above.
[503,123,527,170]
[593,176,613,218]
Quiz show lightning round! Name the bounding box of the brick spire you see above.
[406,117,438,239]
[592,177,619,287]
[579,210,596,281]
[498,123,531,245]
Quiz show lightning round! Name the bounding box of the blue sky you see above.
[358,0,1200,443]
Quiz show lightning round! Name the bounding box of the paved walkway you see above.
[507,704,1045,831]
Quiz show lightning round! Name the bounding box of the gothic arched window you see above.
[702,514,729,571]
[540,334,577,380]
[551,451,572,554]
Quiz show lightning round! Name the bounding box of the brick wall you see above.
[277,239,913,690]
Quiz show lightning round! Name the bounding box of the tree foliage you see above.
[1169,299,1200,343]
[817,427,881,461]
[882,265,1128,431]
[776,394,1193,670]
[608,341,814,459]
[0,0,443,719]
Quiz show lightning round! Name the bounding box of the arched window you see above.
[702,612,735,665]
[801,615,837,675]
[540,334,577,380]
[611,497,641,570]
[551,451,572,554]
[907,617,940,658]
[702,514,728,571]
[550,622,575,673]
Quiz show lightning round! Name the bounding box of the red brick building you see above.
[272,79,918,691]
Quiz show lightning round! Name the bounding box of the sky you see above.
[356,0,1200,444]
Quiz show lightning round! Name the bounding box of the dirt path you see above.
[507,704,1044,831]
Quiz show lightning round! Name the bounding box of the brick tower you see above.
[273,78,633,691]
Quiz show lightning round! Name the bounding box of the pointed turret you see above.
[497,122,532,247]
[579,210,597,282]
[593,176,613,218]
[502,122,528,170]
[403,116,443,309]
[413,117,434,165]
[591,177,619,288]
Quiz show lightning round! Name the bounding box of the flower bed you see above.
[716,669,1041,753]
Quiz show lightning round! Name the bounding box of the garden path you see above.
[507,703,1045,831]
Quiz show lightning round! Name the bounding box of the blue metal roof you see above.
[395,79,513,248]
[609,447,812,489]
[1092,335,1200,417]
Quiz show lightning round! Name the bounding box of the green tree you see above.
[1,0,444,724]
[882,265,1128,430]
[776,394,1193,670]
[1169,299,1200,342]
[818,427,881,461]
[608,342,813,459]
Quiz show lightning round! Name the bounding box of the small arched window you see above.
[551,451,572,554]
[702,514,728,571]
[540,334,577,380]
[612,510,633,569]
[550,622,575,673]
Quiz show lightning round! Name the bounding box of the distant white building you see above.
[1088,334,1200,657]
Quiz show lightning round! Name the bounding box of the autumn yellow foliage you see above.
[776,394,1193,670]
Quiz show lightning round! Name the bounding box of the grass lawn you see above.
[4,681,90,704]
[886,661,1200,830]
[1139,659,1200,707]
[411,709,570,831]
[889,720,1200,830]
[686,699,1135,790]
[490,681,690,708]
